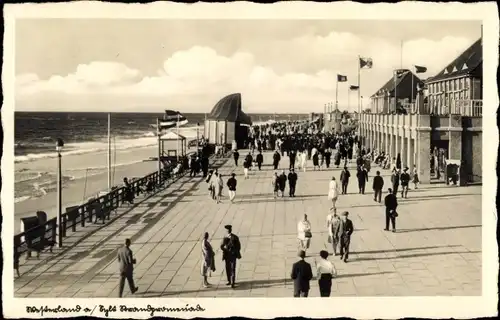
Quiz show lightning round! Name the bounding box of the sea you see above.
[14,112,302,204]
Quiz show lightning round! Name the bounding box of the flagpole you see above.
[107,113,111,191]
[357,55,361,116]
[335,78,339,111]
[411,65,414,104]
[176,113,180,161]
[347,86,350,112]
[157,117,161,182]
[394,70,397,113]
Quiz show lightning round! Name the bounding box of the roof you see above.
[371,71,423,98]
[207,93,252,125]
[427,38,482,83]
[160,131,186,140]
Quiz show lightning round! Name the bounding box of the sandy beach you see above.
[14,145,159,233]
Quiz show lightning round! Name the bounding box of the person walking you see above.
[291,250,313,297]
[278,170,287,197]
[372,170,384,203]
[233,149,239,167]
[288,168,298,197]
[384,188,398,232]
[289,150,297,170]
[117,238,138,297]
[336,211,354,263]
[400,167,411,198]
[324,148,332,169]
[273,150,281,170]
[297,214,312,255]
[206,170,215,200]
[356,165,368,194]
[272,172,280,198]
[256,151,264,171]
[300,151,307,172]
[226,173,237,202]
[340,166,351,195]
[220,225,241,288]
[243,153,252,179]
[201,232,216,288]
[327,176,340,213]
[215,173,224,204]
[312,151,320,170]
[391,168,400,195]
[326,210,341,255]
[315,250,337,297]
[412,165,420,189]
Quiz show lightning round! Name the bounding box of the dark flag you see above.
[349,85,359,90]
[359,57,373,69]
[415,65,427,73]
[337,74,348,82]
[159,110,188,130]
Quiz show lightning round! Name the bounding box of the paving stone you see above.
[13,153,482,297]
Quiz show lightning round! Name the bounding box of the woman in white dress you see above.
[297,214,312,255]
[301,152,307,172]
[296,151,302,170]
[328,176,340,213]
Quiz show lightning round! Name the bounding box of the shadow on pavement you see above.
[396,225,481,233]
[140,271,395,297]
[351,245,461,255]
[353,250,481,262]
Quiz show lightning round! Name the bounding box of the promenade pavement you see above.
[14,151,482,298]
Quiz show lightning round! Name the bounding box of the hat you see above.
[224,225,232,231]
[231,173,236,177]
[341,211,349,216]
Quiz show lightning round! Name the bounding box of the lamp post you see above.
[56,138,64,248]
[196,122,200,157]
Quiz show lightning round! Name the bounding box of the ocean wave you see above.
[65,158,146,173]
[14,126,200,163]
[15,195,32,203]
[15,171,43,183]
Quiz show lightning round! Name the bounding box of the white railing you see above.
[452,99,483,117]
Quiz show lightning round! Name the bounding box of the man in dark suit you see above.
[290,250,313,297]
[336,211,354,263]
[220,225,241,288]
[372,171,385,203]
[256,151,264,170]
[384,188,398,232]
[273,150,281,170]
[117,238,138,297]
[356,165,369,194]
[340,167,351,194]
[288,168,298,197]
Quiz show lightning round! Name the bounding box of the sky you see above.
[15,19,482,113]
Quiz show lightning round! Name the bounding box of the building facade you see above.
[370,71,423,114]
[358,37,482,185]
[425,38,482,116]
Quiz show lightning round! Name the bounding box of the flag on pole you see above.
[337,74,348,82]
[414,65,427,73]
[159,110,188,130]
[359,57,373,69]
[349,85,359,91]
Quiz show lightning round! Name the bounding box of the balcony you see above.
[452,99,483,117]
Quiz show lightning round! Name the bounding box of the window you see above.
[451,80,454,91]
[465,90,469,99]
